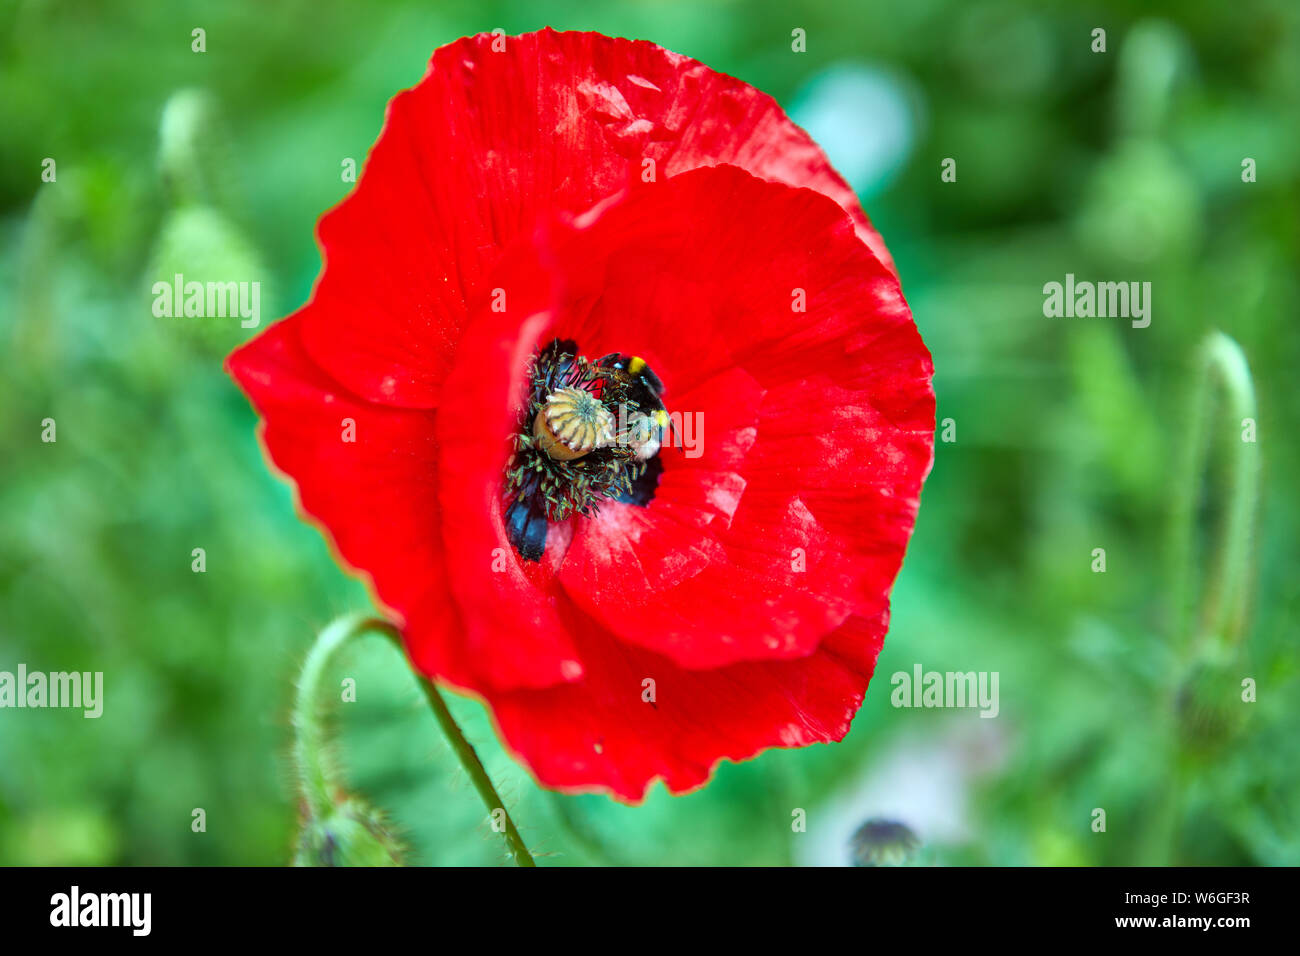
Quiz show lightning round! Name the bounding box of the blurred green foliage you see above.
[1,0,1298,865]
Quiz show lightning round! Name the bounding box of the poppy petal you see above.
[298,28,895,410]
[485,610,889,802]
[224,315,476,688]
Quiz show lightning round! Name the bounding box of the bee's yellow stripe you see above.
[627,356,647,375]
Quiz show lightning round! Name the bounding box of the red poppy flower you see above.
[228,28,934,801]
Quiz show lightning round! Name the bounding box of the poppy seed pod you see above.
[533,387,615,460]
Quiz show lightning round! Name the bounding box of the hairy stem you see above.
[292,613,370,820]
[1168,331,1260,655]
[366,619,536,867]
[293,613,536,867]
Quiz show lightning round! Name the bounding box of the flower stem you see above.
[292,613,369,820]
[364,618,536,867]
[1168,331,1260,655]
[294,613,536,867]
[1151,332,1260,865]
[1196,335,1260,649]
[411,663,538,867]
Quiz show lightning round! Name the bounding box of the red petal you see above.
[224,315,478,688]
[484,611,889,802]
[298,28,894,409]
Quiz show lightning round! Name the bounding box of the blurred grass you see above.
[1,0,1298,865]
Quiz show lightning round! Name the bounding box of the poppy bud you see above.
[1174,651,1251,753]
[294,797,404,867]
[849,818,921,867]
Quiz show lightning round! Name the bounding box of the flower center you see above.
[533,387,615,461]
[503,338,667,561]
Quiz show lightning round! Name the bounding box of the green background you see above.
[2,0,1297,865]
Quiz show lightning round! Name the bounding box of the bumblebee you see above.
[591,353,674,459]
[594,353,663,402]
[505,343,672,562]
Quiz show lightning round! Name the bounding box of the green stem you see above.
[1198,335,1260,648]
[1155,332,1259,864]
[1168,332,1260,656]
[409,660,538,868]
[293,614,536,867]
[292,613,368,819]
[366,618,535,867]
